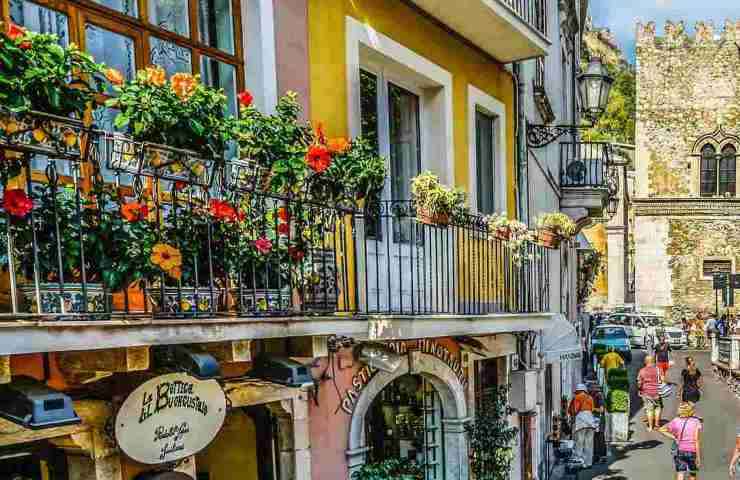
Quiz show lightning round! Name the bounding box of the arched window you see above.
[720,144,737,196]
[700,144,717,196]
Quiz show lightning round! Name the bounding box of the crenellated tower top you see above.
[636,19,740,49]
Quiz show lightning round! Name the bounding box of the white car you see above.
[606,312,687,349]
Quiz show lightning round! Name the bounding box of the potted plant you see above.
[106,66,230,184]
[0,22,105,160]
[352,458,424,480]
[410,172,465,226]
[230,91,312,193]
[536,212,577,248]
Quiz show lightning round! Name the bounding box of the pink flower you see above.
[254,237,272,255]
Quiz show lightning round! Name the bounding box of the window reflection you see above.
[150,37,192,77]
[90,0,137,17]
[85,24,136,93]
[148,0,190,37]
[10,0,69,46]
[198,0,235,54]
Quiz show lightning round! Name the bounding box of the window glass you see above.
[700,143,717,196]
[91,0,137,17]
[200,55,237,117]
[360,69,380,154]
[10,0,69,46]
[148,0,190,37]
[198,0,235,54]
[475,110,495,214]
[150,36,192,77]
[85,24,136,93]
[594,327,627,339]
[720,144,736,196]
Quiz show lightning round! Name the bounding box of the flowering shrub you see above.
[485,213,535,264]
[107,66,230,159]
[411,172,466,220]
[536,212,577,238]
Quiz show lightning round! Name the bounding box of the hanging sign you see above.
[115,373,227,465]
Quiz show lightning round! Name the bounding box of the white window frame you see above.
[468,85,507,214]
[243,0,278,113]
[346,16,454,185]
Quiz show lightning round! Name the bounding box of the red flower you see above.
[288,246,305,263]
[237,91,254,108]
[174,181,187,191]
[3,189,32,218]
[120,202,149,222]
[19,40,31,50]
[255,237,273,255]
[209,199,238,222]
[5,23,25,42]
[277,207,290,222]
[306,144,332,173]
[277,222,290,236]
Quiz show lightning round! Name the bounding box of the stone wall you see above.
[635,20,740,198]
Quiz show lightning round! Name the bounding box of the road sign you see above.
[731,274,740,289]
[714,273,729,290]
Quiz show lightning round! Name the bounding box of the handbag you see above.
[671,418,690,459]
[659,382,674,399]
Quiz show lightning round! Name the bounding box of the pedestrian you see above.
[658,402,702,480]
[600,346,625,381]
[655,336,672,380]
[589,382,607,464]
[718,314,728,338]
[730,425,740,479]
[568,383,596,468]
[638,355,663,431]
[679,356,703,403]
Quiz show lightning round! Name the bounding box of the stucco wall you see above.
[306,0,516,217]
[634,215,671,314]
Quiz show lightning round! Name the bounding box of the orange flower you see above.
[305,144,332,173]
[150,243,182,272]
[171,72,197,100]
[277,207,290,222]
[143,66,166,87]
[167,266,182,281]
[105,68,124,86]
[327,137,350,155]
[5,22,25,42]
[120,202,149,222]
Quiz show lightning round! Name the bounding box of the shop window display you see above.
[364,374,444,480]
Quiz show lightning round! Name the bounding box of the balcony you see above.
[559,141,612,217]
[407,0,549,62]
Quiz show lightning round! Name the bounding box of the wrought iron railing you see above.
[500,0,548,37]
[357,201,551,315]
[559,142,611,189]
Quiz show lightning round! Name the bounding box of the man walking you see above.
[568,383,596,468]
[638,355,663,431]
[655,336,672,380]
[730,426,740,479]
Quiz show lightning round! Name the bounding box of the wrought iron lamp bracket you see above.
[526,122,590,149]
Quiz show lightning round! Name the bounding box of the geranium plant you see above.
[485,213,535,264]
[0,22,104,117]
[536,212,577,237]
[410,171,466,226]
[107,67,230,159]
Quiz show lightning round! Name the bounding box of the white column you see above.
[442,418,470,480]
[607,227,626,307]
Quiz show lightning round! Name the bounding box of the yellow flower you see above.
[5,120,18,134]
[62,129,77,147]
[171,72,198,100]
[143,66,166,87]
[32,128,47,143]
[151,243,182,272]
[104,68,124,86]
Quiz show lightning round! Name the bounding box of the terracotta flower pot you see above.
[417,207,450,227]
[111,281,147,312]
[493,227,511,241]
[537,227,562,248]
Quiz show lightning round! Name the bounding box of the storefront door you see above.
[364,374,445,480]
[0,444,67,480]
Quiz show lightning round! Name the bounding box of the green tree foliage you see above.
[465,386,519,480]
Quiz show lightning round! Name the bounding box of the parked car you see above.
[606,312,685,350]
[653,321,688,350]
[590,324,632,364]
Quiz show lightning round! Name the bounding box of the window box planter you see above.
[19,283,106,315]
[147,286,222,317]
[416,207,450,227]
[106,133,220,187]
[537,227,562,248]
[229,287,293,315]
[0,108,95,162]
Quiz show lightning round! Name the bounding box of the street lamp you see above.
[577,57,615,124]
[606,195,619,218]
[526,57,614,149]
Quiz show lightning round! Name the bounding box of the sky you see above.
[590,0,739,63]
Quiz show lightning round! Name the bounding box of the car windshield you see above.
[593,327,627,339]
[644,316,662,326]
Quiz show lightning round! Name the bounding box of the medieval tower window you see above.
[700,143,737,196]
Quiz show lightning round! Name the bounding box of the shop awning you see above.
[540,314,582,363]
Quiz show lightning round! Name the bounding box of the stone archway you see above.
[346,351,470,480]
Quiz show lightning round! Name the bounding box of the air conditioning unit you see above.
[510,370,538,412]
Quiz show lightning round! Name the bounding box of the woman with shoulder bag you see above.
[658,402,703,480]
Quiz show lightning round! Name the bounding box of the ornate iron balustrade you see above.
[559,141,611,189]
[356,201,551,315]
[500,0,548,37]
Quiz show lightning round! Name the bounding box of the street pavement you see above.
[588,349,740,480]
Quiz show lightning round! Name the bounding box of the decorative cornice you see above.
[633,197,740,216]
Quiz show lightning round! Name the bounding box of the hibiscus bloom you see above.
[327,137,350,155]
[277,222,290,236]
[254,237,272,255]
[277,207,290,222]
[3,189,32,218]
[150,243,182,272]
[237,90,253,108]
[105,68,124,86]
[120,202,149,222]
[142,66,166,87]
[209,199,238,222]
[171,72,198,100]
[5,23,25,42]
[305,144,332,173]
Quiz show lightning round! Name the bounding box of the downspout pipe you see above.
[510,62,528,225]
